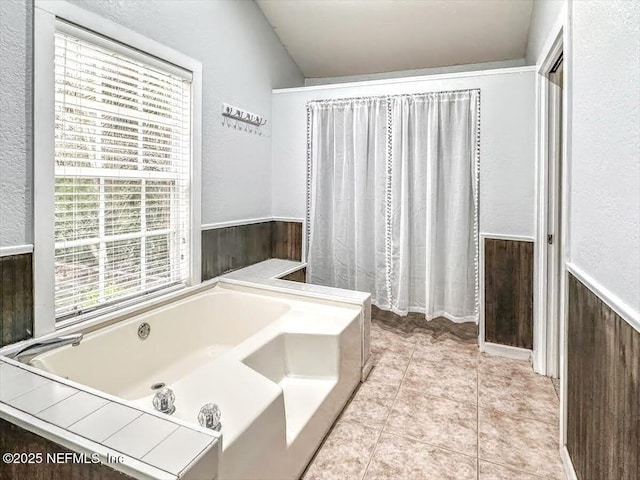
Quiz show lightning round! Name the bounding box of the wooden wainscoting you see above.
[201,222,272,280]
[567,273,639,480]
[0,418,133,480]
[0,253,33,348]
[271,221,303,261]
[484,238,534,349]
[201,220,303,280]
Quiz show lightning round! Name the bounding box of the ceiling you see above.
[256,0,534,79]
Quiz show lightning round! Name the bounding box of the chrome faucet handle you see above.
[198,403,221,431]
[153,387,175,415]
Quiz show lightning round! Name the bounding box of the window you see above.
[35,2,201,333]
[33,0,202,337]
[49,20,194,321]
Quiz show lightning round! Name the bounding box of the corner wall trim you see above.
[566,262,640,333]
[201,217,304,230]
[480,342,532,361]
[0,245,34,257]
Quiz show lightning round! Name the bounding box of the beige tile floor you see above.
[302,309,564,480]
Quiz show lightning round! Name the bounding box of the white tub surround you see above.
[0,359,220,480]
[222,259,373,381]
[31,288,294,400]
[28,282,364,480]
[0,259,372,381]
[222,258,306,281]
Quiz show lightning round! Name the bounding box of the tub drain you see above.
[151,382,165,390]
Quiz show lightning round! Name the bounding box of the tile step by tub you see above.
[0,358,220,479]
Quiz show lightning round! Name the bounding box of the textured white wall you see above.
[272,69,537,238]
[0,0,31,247]
[0,0,303,247]
[66,0,305,226]
[525,0,565,65]
[570,0,640,318]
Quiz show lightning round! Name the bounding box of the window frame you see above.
[34,0,202,336]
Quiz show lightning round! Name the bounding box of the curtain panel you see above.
[306,98,391,307]
[307,90,480,323]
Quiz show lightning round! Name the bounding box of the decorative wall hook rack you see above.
[222,103,267,126]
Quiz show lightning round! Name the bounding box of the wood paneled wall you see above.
[271,221,303,261]
[484,238,534,349]
[0,253,33,348]
[0,418,133,480]
[201,222,272,280]
[201,220,303,280]
[567,273,639,480]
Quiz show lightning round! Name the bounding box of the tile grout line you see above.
[70,404,143,442]
[480,458,557,480]
[356,363,483,462]
[481,367,559,391]
[3,376,50,403]
[33,389,81,416]
[39,394,109,427]
[480,405,561,429]
[137,424,181,459]
[477,355,565,479]
[360,339,417,480]
[380,430,479,462]
[398,369,479,406]
[2,399,182,478]
[479,405,559,426]
[393,384,478,409]
[477,360,560,426]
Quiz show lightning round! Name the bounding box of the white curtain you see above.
[389,91,479,321]
[307,90,479,323]
[307,98,391,308]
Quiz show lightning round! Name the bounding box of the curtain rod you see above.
[306,88,480,107]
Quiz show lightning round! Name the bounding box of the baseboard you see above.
[481,342,532,361]
[532,353,545,375]
[560,445,578,480]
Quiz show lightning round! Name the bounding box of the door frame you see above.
[533,13,567,378]
[532,5,577,477]
[535,31,564,379]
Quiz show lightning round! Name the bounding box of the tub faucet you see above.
[153,387,176,415]
[198,403,222,431]
[9,334,83,364]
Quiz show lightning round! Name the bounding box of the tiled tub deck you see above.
[0,357,220,480]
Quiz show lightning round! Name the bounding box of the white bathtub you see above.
[32,282,363,480]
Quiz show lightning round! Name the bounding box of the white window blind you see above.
[54,25,192,320]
